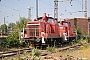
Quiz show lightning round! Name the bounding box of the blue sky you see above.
[0,0,90,25]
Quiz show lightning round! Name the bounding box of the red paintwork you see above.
[24,13,76,39]
[59,21,76,37]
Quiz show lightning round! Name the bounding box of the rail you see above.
[0,42,88,59]
[0,48,31,58]
[0,36,7,38]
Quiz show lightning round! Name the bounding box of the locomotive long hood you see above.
[26,21,41,38]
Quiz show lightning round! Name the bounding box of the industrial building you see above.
[66,17,90,35]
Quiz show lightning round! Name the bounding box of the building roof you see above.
[65,17,90,20]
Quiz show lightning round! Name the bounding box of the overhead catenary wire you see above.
[0,0,27,13]
[0,5,25,18]
[39,0,53,7]
[0,0,35,19]
[0,0,89,20]
[77,0,82,6]
[0,11,22,18]
[0,3,27,19]
[39,0,65,13]
[0,4,26,14]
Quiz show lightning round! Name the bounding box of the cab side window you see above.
[47,18,54,23]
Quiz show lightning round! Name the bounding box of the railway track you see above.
[0,43,88,59]
[0,48,31,59]
[57,43,88,52]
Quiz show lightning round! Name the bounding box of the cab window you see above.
[47,18,54,23]
[63,22,68,26]
[38,19,42,22]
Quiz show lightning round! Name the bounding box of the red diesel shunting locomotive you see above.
[21,13,76,47]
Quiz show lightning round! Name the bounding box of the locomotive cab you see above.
[59,20,76,41]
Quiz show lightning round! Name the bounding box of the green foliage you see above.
[23,51,30,59]
[69,41,74,46]
[74,26,82,39]
[69,39,82,46]
[16,50,21,60]
[16,17,29,31]
[31,48,41,59]
[1,31,20,48]
[0,24,8,34]
[8,23,16,31]
[46,45,55,53]
[2,57,8,60]
[0,17,29,48]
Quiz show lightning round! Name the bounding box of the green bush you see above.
[68,39,82,46]
[74,26,82,40]
[31,48,41,57]
[46,45,55,53]
[31,48,41,60]
[1,31,20,48]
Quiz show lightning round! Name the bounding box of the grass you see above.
[52,44,90,59]
[31,48,41,60]
[1,38,89,60]
[46,45,55,54]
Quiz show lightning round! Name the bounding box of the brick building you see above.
[66,17,90,35]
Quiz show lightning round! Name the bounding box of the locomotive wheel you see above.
[46,38,54,47]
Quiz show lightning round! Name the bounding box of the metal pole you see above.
[82,0,83,12]
[36,0,38,18]
[27,7,31,20]
[84,0,87,17]
[54,0,58,19]
[4,17,5,34]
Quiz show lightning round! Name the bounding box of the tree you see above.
[0,17,30,48]
[0,24,7,35]
[16,17,29,31]
[8,23,17,34]
[74,26,82,39]
[1,31,20,48]
[8,23,16,31]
